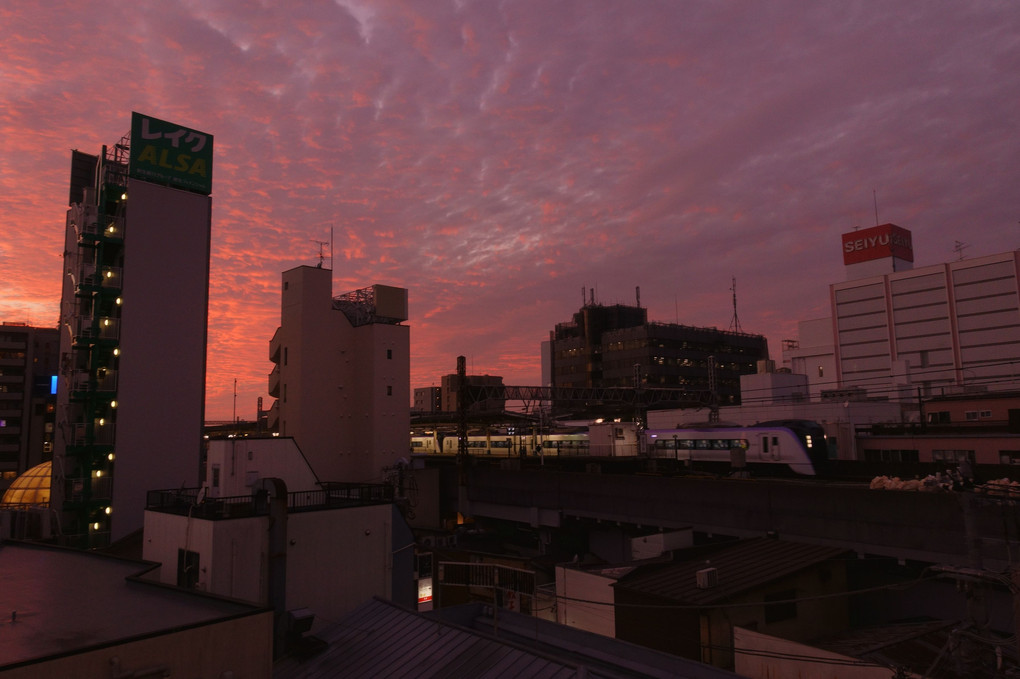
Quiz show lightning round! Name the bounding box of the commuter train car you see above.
[642,420,827,476]
[439,433,590,457]
[410,432,589,457]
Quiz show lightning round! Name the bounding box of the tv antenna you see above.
[311,239,330,268]
[953,240,969,261]
[729,276,742,333]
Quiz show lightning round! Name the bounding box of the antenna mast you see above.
[953,240,969,261]
[311,239,329,268]
[729,276,742,333]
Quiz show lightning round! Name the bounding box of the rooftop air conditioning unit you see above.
[696,567,718,589]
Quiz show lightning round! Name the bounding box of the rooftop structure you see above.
[0,541,270,677]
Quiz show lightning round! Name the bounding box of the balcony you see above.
[71,368,118,395]
[269,326,282,363]
[72,316,120,343]
[268,364,280,398]
[70,421,115,447]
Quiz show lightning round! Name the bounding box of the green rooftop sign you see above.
[129,112,213,195]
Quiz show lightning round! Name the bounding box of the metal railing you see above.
[146,483,394,519]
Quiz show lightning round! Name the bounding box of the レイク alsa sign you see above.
[129,112,213,195]
[841,223,913,266]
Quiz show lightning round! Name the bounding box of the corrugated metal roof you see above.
[273,598,742,679]
[614,537,849,605]
[274,599,576,679]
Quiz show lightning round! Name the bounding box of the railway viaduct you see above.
[461,465,1020,572]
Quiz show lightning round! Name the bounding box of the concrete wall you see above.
[113,179,210,540]
[206,437,319,498]
[556,565,617,637]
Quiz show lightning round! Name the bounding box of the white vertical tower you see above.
[268,266,409,483]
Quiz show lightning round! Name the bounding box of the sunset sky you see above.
[2,2,1018,421]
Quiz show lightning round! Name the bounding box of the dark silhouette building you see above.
[0,322,59,492]
[545,298,768,406]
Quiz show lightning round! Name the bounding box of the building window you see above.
[387,349,392,359]
[933,450,975,463]
[387,386,393,396]
[965,411,979,421]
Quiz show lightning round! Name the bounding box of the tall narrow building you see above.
[52,113,213,547]
[268,266,409,483]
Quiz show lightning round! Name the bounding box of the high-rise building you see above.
[52,113,213,547]
[0,322,59,491]
[785,224,1020,400]
[544,298,769,406]
[267,266,409,483]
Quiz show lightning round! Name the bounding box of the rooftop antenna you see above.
[311,239,329,268]
[635,286,641,309]
[729,276,742,333]
[953,240,969,261]
[873,189,880,226]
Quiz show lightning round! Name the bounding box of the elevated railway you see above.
[459,464,1020,571]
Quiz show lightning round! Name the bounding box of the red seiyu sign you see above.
[841,224,914,265]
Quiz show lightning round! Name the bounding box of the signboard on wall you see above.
[841,223,913,265]
[129,112,213,195]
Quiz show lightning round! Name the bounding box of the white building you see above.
[52,113,213,547]
[142,477,416,632]
[783,224,1020,401]
[267,266,409,484]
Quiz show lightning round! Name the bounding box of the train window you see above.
[696,440,711,449]
[712,440,730,449]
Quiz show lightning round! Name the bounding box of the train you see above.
[642,420,828,476]
[410,419,827,476]
[411,432,590,457]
